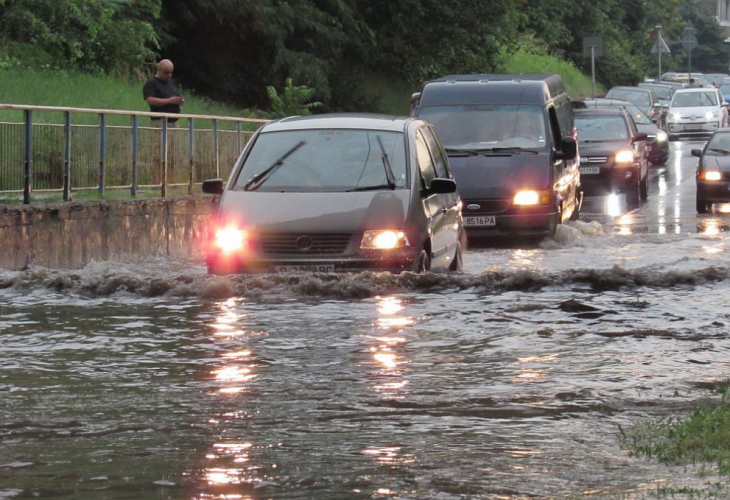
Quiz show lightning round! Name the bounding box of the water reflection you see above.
[369,297,412,396]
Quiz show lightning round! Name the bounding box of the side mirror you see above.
[202,178,224,195]
[555,136,577,161]
[691,149,703,157]
[428,178,457,195]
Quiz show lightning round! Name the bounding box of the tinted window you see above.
[720,83,730,94]
[671,91,718,107]
[235,129,408,192]
[417,104,547,150]
[415,130,437,185]
[575,115,629,141]
[606,89,651,107]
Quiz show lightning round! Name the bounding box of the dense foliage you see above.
[1,0,729,111]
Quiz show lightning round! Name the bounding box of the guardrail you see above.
[0,104,269,203]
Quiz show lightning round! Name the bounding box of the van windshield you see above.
[234,129,408,192]
[417,104,547,151]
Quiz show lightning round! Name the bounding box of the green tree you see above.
[674,1,730,74]
[266,78,322,117]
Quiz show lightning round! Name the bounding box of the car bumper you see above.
[462,210,559,237]
[579,164,640,195]
[697,180,730,203]
[667,121,720,138]
[206,247,424,274]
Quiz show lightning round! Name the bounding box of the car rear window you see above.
[606,89,651,107]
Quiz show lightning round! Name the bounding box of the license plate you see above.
[274,265,335,273]
[465,216,496,227]
[581,166,600,174]
[685,124,703,130]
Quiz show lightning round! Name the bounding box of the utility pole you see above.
[656,25,662,81]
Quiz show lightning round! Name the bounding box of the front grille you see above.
[463,199,510,214]
[258,233,352,255]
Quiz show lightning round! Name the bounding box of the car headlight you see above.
[513,190,550,206]
[669,112,682,121]
[702,171,723,181]
[706,111,719,120]
[615,150,634,163]
[214,227,248,253]
[361,230,409,249]
[656,131,668,142]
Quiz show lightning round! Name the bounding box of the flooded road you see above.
[2,140,730,500]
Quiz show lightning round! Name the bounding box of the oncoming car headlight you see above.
[615,150,635,164]
[361,230,409,249]
[513,190,549,206]
[214,227,248,253]
[702,171,723,181]
[656,131,668,142]
[706,111,719,120]
[669,112,682,121]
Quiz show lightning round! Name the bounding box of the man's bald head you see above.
[155,59,174,81]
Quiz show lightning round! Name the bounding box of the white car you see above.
[666,87,729,141]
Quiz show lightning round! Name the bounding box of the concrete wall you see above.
[0,196,219,270]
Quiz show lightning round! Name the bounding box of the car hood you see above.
[446,153,549,199]
[578,139,633,158]
[702,154,730,171]
[216,190,412,232]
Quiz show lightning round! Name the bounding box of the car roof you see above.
[260,114,418,133]
[419,74,564,106]
[608,86,652,93]
[574,107,628,117]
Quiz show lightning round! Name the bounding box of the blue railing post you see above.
[63,111,71,201]
[213,119,220,178]
[98,113,106,197]
[188,118,195,195]
[131,115,138,197]
[161,119,168,197]
[23,110,33,204]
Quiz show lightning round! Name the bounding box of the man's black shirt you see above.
[142,77,181,120]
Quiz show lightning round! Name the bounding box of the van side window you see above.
[419,127,449,178]
[548,107,562,149]
[415,130,437,187]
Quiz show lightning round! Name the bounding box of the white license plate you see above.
[275,265,335,273]
[685,124,703,130]
[465,216,496,227]
[581,166,600,174]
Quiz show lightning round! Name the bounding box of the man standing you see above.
[143,59,184,126]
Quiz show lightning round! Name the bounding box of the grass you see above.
[620,383,730,498]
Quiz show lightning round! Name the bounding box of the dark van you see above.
[411,74,581,239]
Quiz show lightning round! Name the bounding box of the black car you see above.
[692,128,730,213]
[576,98,669,165]
[574,107,649,204]
[605,86,662,124]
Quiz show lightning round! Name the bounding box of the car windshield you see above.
[606,89,651,107]
[575,115,629,141]
[671,91,718,107]
[624,104,652,125]
[704,133,730,155]
[234,129,408,192]
[417,104,547,150]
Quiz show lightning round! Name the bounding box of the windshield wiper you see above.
[243,141,306,191]
[482,147,539,154]
[444,147,485,156]
[376,135,397,190]
[347,183,393,192]
[708,147,730,155]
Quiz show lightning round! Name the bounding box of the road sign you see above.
[651,35,670,54]
[682,33,697,51]
[583,36,604,57]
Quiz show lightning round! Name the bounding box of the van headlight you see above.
[615,150,634,164]
[361,230,409,249]
[656,131,668,142]
[513,190,549,206]
[214,227,248,253]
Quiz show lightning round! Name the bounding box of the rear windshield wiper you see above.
[244,140,306,191]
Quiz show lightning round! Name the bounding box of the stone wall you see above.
[0,196,219,270]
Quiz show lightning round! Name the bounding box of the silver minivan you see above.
[202,114,465,274]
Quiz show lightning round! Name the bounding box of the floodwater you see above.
[2,141,730,500]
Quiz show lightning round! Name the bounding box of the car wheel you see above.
[412,248,431,273]
[696,198,710,214]
[640,174,648,201]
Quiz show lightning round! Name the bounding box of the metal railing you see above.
[0,104,269,203]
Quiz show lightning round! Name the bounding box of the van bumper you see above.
[464,211,559,238]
